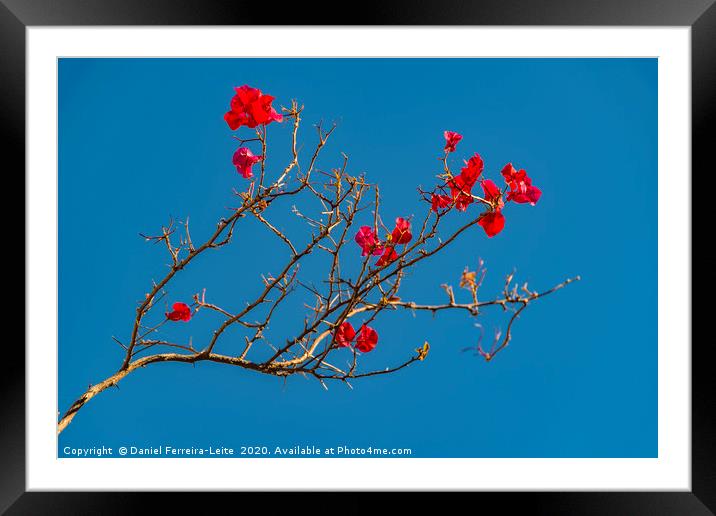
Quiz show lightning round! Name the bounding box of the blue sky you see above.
[58,58,657,458]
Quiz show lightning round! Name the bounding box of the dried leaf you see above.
[460,268,477,289]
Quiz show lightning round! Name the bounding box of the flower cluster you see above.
[224,85,283,130]
[354,217,412,268]
[428,131,542,237]
[333,322,379,353]
[501,163,542,205]
[448,153,484,212]
[224,84,282,179]
[186,89,542,338]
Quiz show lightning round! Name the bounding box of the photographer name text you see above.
[61,444,412,457]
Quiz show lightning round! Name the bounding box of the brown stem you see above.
[59,350,291,435]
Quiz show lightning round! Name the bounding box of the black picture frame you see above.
[4,1,711,513]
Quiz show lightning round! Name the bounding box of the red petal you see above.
[224,110,244,130]
[478,211,505,237]
[269,108,283,123]
[235,84,261,106]
[459,154,484,186]
[356,325,378,352]
[527,186,542,205]
[449,175,474,211]
[166,302,192,322]
[443,131,463,152]
[376,246,398,267]
[334,322,356,347]
[431,194,452,212]
[501,163,517,182]
[480,179,501,202]
[249,99,271,125]
[391,217,412,244]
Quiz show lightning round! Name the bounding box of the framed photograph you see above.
[7,0,711,513]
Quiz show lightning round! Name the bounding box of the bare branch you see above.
[58,94,579,435]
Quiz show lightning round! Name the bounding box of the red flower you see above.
[166,302,192,322]
[448,153,484,211]
[334,322,356,348]
[478,211,505,238]
[354,226,384,257]
[448,175,474,211]
[376,246,399,267]
[480,179,504,210]
[501,163,542,205]
[431,193,452,212]
[224,84,283,130]
[460,153,484,185]
[356,325,379,353]
[443,130,463,153]
[232,147,262,178]
[377,217,410,266]
[391,217,412,244]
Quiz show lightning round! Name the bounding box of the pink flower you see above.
[431,193,452,212]
[232,147,262,179]
[334,322,356,348]
[165,302,192,322]
[224,84,283,130]
[501,163,542,205]
[443,131,463,153]
[478,211,505,238]
[391,217,412,245]
[354,226,384,257]
[356,325,379,353]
